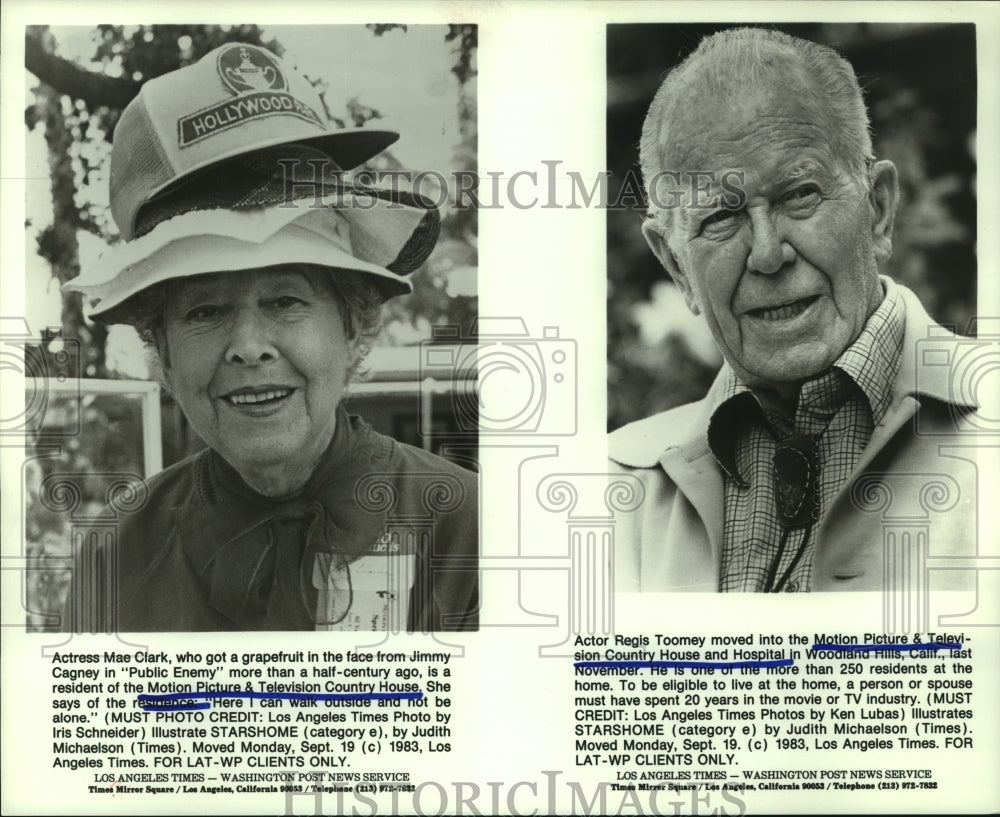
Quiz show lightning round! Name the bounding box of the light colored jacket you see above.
[609,282,987,592]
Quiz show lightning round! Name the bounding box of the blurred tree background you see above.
[22,24,477,630]
[607,23,977,431]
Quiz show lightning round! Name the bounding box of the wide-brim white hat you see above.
[65,188,437,324]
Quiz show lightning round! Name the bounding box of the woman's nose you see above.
[224,308,277,365]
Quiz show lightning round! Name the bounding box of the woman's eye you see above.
[269,296,306,309]
[185,305,220,321]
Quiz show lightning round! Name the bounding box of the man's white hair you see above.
[639,27,874,233]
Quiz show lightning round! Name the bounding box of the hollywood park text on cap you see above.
[110,43,399,240]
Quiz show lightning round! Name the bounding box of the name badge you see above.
[312,536,416,632]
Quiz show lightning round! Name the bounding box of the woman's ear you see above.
[140,326,172,393]
[153,325,171,370]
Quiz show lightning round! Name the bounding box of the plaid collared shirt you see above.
[709,286,905,592]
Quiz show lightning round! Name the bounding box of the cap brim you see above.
[128,174,441,276]
[141,127,399,216]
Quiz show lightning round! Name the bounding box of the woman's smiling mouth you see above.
[222,387,295,406]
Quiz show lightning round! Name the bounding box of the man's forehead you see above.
[685,155,832,193]
[656,70,834,169]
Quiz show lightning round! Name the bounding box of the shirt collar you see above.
[706,368,757,486]
[707,281,905,483]
[831,281,904,427]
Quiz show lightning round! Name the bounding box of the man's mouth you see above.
[222,387,294,406]
[746,295,820,322]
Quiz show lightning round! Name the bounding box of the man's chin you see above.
[737,347,840,389]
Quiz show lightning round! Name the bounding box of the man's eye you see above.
[782,185,820,205]
[699,208,740,234]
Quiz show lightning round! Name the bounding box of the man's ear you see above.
[641,218,700,315]
[869,159,899,263]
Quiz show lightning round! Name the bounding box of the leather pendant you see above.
[772,433,819,529]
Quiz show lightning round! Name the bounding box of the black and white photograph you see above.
[20,24,479,632]
[606,23,986,593]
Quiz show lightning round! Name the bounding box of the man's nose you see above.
[746,210,795,275]
[224,308,277,365]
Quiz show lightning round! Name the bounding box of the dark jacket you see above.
[64,408,478,631]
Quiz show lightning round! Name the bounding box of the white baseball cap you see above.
[110,42,398,240]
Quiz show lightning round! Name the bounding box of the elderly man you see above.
[611,28,983,593]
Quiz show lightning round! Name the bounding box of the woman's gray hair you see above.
[127,264,385,387]
[639,27,874,235]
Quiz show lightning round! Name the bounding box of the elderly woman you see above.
[63,43,478,632]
